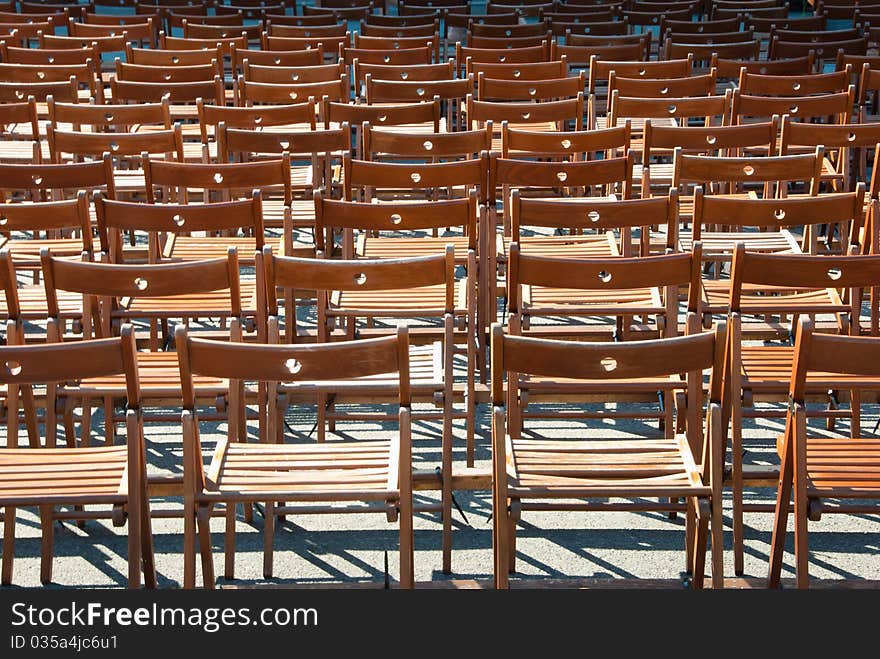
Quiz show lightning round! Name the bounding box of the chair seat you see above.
[358,235,473,263]
[523,283,661,315]
[201,438,398,501]
[122,280,258,316]
[0,284,82,319]
[2,237,100,266]
[0,445,128,505]
[804,437,880,498]
[703,282,840,313]
[65,350,228,397]
[497,232,619,260]
[740,345,880,390]
[680,229,800,258]
[333,281,467,314]
[506,433,709,499]
[519,372,683,393]
[0,140,38,163]
[162,234,263,264]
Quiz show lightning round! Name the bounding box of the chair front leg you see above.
[2,506,15,585]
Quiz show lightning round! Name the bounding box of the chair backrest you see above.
[647,115,776,152]
[340,45,433,66]
[731,87,855,125]
[176,329,411,430]
[40,32,129,54]
[231,46,323,70]
[587,55,693,94]
[364,75,471,103]
[197,98,316,136]
[609,91,732,128]
[511,190,678,255]
[0,98,39,140]
[110,75,225,105]
[236,75,348,105]
[0,331,140,404]
[159,32,248,56]
[607,70,717,99]
[695,186,865,252]
[354,60,455,88]
[468,32,553,50]
[95,194,262,263]
[551,40,649,67]
[710,54,815,80]
[183,21,261,41]
[0,77,78,103]
[466,94,585,130]
[491,152,635,202]
[0,193,91,253]
[314,191,478,257]
[738,68,851,96]
[466,59,568,81]
[490,324,725,449]
[0,61,101,102]
[144,156,292,206]
[242,60,346,85]
[0,157,115,201]
[343,153,488,202]
[788,317,880,406]
[769,36,868,63]
[728,245,880,329]
[664,39,761,64]
[114,58,221,83]
[261,32,351,54]
[42,248,243,338]
[456,43,552,72]
[507,241,702,326]
[125,44,223,67]
[263,246,455,339]
[550,17,628,38]
[673,146,824,195]
[0,42,99,65]
[48,97,171,133]
[363,124,492,160]
[476,72,585,102]
[47,123,184,164]
[501,124,630,159]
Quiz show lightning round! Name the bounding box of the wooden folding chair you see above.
[768,317,880,588]
[263,245,470,573]
[177,326,414,589]
[490,322,726,588]
[724,246,880,576]
[0,328,155,588]
[42,248,250,446]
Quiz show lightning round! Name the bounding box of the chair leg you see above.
[2,506,14,585]
[197,505,215,589]
[494,499,510,589]
[127,487,142,590]
[183,496,197,589]
[731,393,745,576]
[39,505,54,585]
[140,486,156,589]
[507,514,517,573]
[225,502,236,580]
[441,396,453,575]
[690,498,709,590]
[103,396,115,445]
[20,385,38,448]
[685,497,696,573]
[398,495,414,589]
[316,394,326,443]
[794,484,810,589]
[263,501,275,579]
[710,494,724,589]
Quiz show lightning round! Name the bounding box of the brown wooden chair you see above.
[322,98,442,156]
[710,53,815,84]
[241,59,347,85]
[501,123,630,161]
[114,58,222,84]
[724,247,880,576]
[695,189,867,322]
[466,58,568,82]
[0,327,155,588]
[768,317,880,589]
[143,155,289,258]
[125,43,224,68]
[231,45,324,73]
[639,119,779,203]
[341,45,434,67]
[263,245,469,573]
[42,247,250,448]
[47,123,184,196]
[490,322,726,588]
[216,123,350,239]
[466,94,585,152]
[176,326,414,589]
